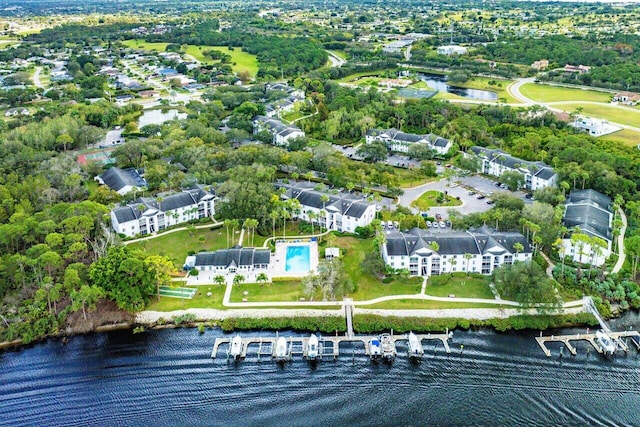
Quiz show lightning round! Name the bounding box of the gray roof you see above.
[254,115,302,136]
[385,226,531,257]
[99,167,147,192]
[113,185,214,223]
[276,181,372,219]
[194,247,271,268]
[471,146,555,179]
[567,189,611,211]
[564,191,612,242]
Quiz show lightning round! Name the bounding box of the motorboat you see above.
[596,330,616,356]
[275,336,289,362]
[307,334,319,360]
[229,334,243,360]
[408,331,423,358]
[380,333,396,362]
[369,338,382,359]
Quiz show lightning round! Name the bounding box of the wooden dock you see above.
[535,330,640,357]
[211,331,453,360]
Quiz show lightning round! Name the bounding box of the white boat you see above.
[307,334,319,360]
[596,330,616,355]
[275,337,289,361]
[369,338,382,359]
[229,335,243,360]
[408,332,423,358]
[380,333,396,361]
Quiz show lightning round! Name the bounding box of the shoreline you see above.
[0,306,603,351]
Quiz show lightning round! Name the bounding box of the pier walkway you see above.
[535,330,640,357]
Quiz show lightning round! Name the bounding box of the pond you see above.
[138,109,187,127]
[417,73,498,101]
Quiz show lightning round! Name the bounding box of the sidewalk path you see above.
[612,207,628,274]
[123,220,222,245]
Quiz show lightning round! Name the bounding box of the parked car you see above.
[393,221,399,229]
[426,221,432,227]
[439,221,446,228]
[432,222,439,228]
[525,193,533,199]
[468,191,476,196]
[445,220,451,227]
[487,199,495,204]
[387,221,394,229]
[477,195,485,200]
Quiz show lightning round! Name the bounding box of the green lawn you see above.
[337,70,391,83]
[122,40,259,77]
[146,285,227,311]
[327,49,348,60]
[230,280,303,303]
[333,237,423,300]
[602,128,640,147]
[519,83,612,103]
[363,299,513,309]
[426,273,495,299]
[554,102,640,128]
[411,190,462,211]
[126,225,231,268]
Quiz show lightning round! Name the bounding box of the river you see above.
[1,312,639,426]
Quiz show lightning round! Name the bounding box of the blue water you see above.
[2,315,640,426]
[285,245,310,273]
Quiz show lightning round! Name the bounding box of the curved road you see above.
[507,78,640,133]
[611,207,628,274]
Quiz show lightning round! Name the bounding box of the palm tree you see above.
[256,272,269,286]
[224,219,233,247]
[513,242,524,259]
[464,253,473,275]
[233,274,245,287]
[270,210,280,239]
[308,211,316,235]
[214,275,226,286]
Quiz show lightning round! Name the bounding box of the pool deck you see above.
[273,240,319,277]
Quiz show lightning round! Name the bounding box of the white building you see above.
[571,116,621,137]
[184,246,271,274]
[366,128,452,156]
[276,181,377,234]
[382,226,532,277]
[437,45,468,56]
[253,115,305,147]
[561,189,613,266]
[110,185,216,237]
[470,146,557,191]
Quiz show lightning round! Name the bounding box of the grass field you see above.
[230,280,303,303]
[602,128,640,147]
[362,299,513,309]
[126,225,230,268]
[146,285,226,311]
[411,190,462,211]
[337,70,391,83]
[122,40,258,76]
[519,83,612,103]
[426,274,494,299]
[327,49,348,60]
[554,102,640,128]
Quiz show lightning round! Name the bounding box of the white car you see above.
[393,221,399,229]
[431,222,439,228]
[426,221,432,227]
[439,221,446,228]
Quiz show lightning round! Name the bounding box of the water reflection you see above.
[417,73,498,100]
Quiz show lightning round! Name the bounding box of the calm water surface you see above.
[1,312,639,426]
[417,73,498,101]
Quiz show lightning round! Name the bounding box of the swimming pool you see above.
[285,245,311,273]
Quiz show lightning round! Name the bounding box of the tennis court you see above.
[158,286,196,299]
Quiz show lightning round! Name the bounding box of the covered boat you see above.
[275,336,289,361]
[408,331,423,358]
[307,334,319,360]
[380,333,396,361]
[369,338,382,359]
[229,334,243,360]
[596,330,616,356]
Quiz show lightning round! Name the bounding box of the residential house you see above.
[110,185,216,237]
[184,246,271,274]
[571,116,618,136]
[437,45,468,56]
[366,128,452,156]
[253,115,305,146]
[276,181,377,234]
[96,167,147,196]
[470,146,557,191]
[561,189,613,266]
[564,64,591,74]
[264,83,305,118]
[4,107,29,117]
[382,226,532,277]
[613,91,640,106]
[531,60,549,70]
